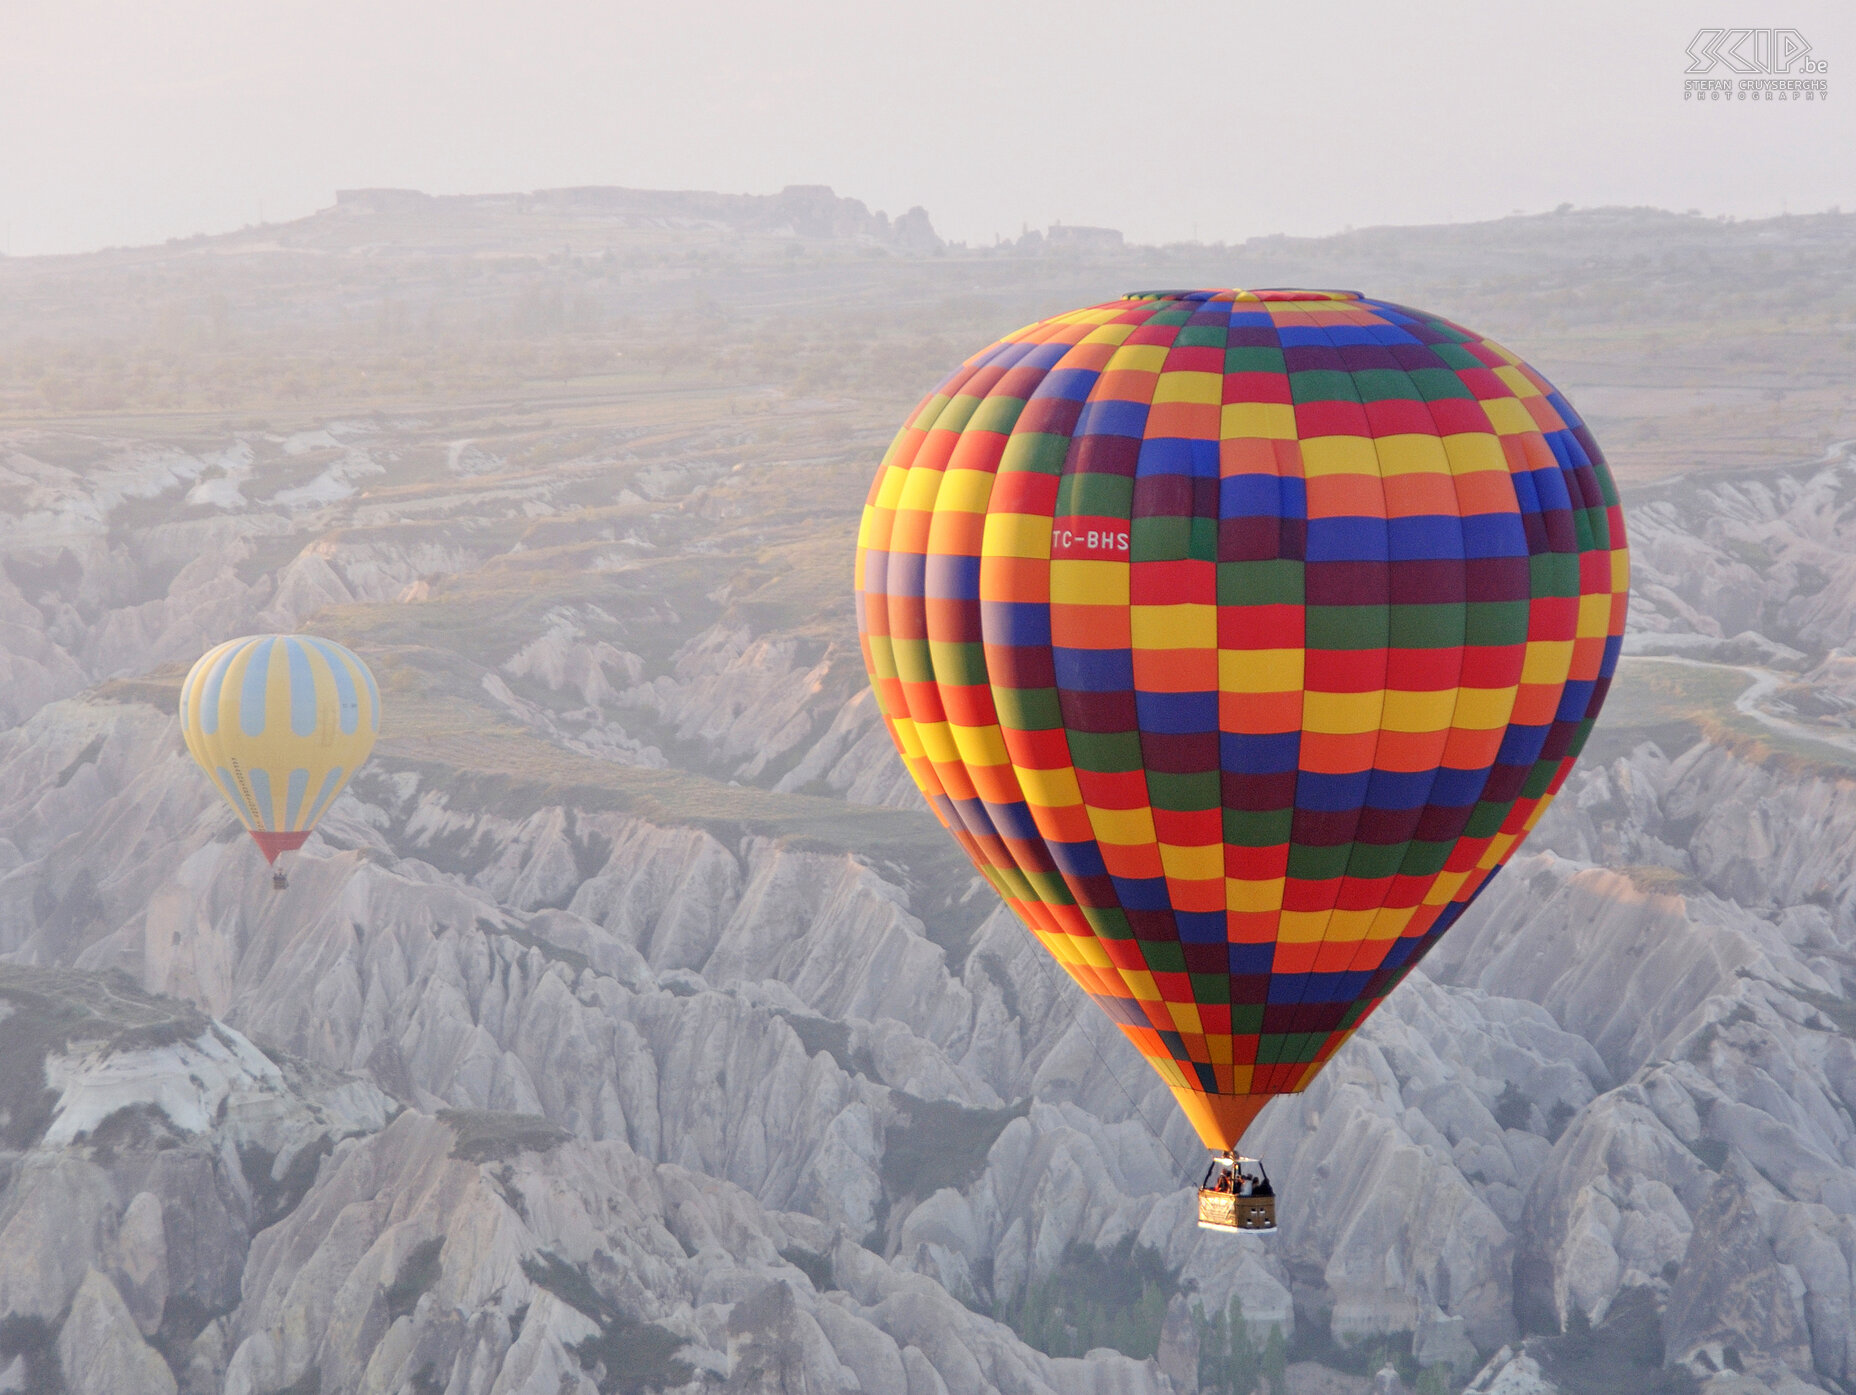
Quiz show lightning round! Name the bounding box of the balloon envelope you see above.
[179,635,380,863]
[854,289,1629,1149]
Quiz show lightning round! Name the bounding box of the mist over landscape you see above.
[1,182,1856,1395]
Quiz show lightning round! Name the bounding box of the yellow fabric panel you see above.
[935,468,993,514]
[1159,843,1223,881]
[1577,591,1613,637]
[1131,604,1215,650]
[1120,970,1160,1002]
[1220,402,1297,439]
[1277,911,1332,944]
[981,512,1052,559]
[1452,686,1520,730]
[1373,434,1452,475]
[1227,877,1285,912]
[1105,343,1168,373]
[1480,398,1536,435]
[1088,805,1158,846]
[1380,687,1459,733]
[1494,365,1541,397]
[1302,689,1386,734]
[1220,649,1305,692]
[1321,909,1379,943]
[1050,559,1129,605]
[1153,370,1222,405]
[948,723,1009,770]
[1301,435,1380,477]
[1520,641,1576,684]
[1441,432,1506,474]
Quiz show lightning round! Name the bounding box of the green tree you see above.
[1262,1324,1287,1394]
[1416,1365,1456,1395]
[1194,1295,1261,1394]
[1002,1240,1174,1361]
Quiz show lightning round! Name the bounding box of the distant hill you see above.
[321,182,942,252]
[0,187,1852,481]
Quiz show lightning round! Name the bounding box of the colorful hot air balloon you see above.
[179,635,380,886]
[854,289,1628,1161]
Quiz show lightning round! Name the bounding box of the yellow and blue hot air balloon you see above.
[178,635,380,886]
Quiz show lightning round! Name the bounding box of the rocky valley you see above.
[1,191,1855,1394]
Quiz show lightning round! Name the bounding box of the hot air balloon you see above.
[854,290,1628,1215]
[179,635,380,889]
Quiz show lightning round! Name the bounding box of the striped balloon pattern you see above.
[854,289,1629,1150]
[179,635,381,864]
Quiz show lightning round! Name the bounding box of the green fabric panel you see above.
[967,394,1027,435]
[992,685,1063,731]
[1219,559,1304,607]
[1147,769,1220,813]
[1224,345,1287,374]
[998,431,1071,475]
[1142,941,1187,974]
[1388,603,1468,649]
[1287,842,1352,882]
[1066,729,1145,772]
[927,640,987,687]
[1398,840,1455,877]
[1131,515,1191,562]
[1190,972,1232,1004]
[1082,905,1134,940]
[1290,369,1363,404]
[1465,599,1530,647]
[1224,808,1294,847]
[1059,471,1134,517]
[1406,367,1476,401]
[1305,604,1391,651]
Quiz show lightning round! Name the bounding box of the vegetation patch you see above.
[1620,865,1703,897]
[1494,1081,1534,1133]
[152,1293,230,1380]
[439,1108,572,1162]
[1683,1136,1730,1172]
[92,666,190,712]
[260,1366,321,1395]
[0,1313,63,1394]
[1287,1318,1418,1384]
[777,1246,833,1293]
[384,1237,445,1322]
[775,1011,876,1079]
[1194,1294,1290,1395]
[1000,1236,1177,1361]
[495,926,592,976]
[1533,1286,1697,1395]
[881,1093,1028,1201]
[51,735,106,789]
[1580,657,1856,778]
[519,1252,693,1394]
[239,1134,335,1229]
[1576,658,1732,763]
[0,964,208,1149]
[83,1102,185,1157]
[1547,1100,1578,1141]
[1790,984,1856,1036]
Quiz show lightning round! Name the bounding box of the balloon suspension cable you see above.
[1021,942,1209,1180]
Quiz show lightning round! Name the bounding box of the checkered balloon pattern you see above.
[854,289,1629,1151]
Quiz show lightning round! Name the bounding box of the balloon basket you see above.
[1197,1153,1276,1233]
[272,870,288,892]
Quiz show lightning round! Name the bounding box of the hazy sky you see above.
[3,0,1853,256]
